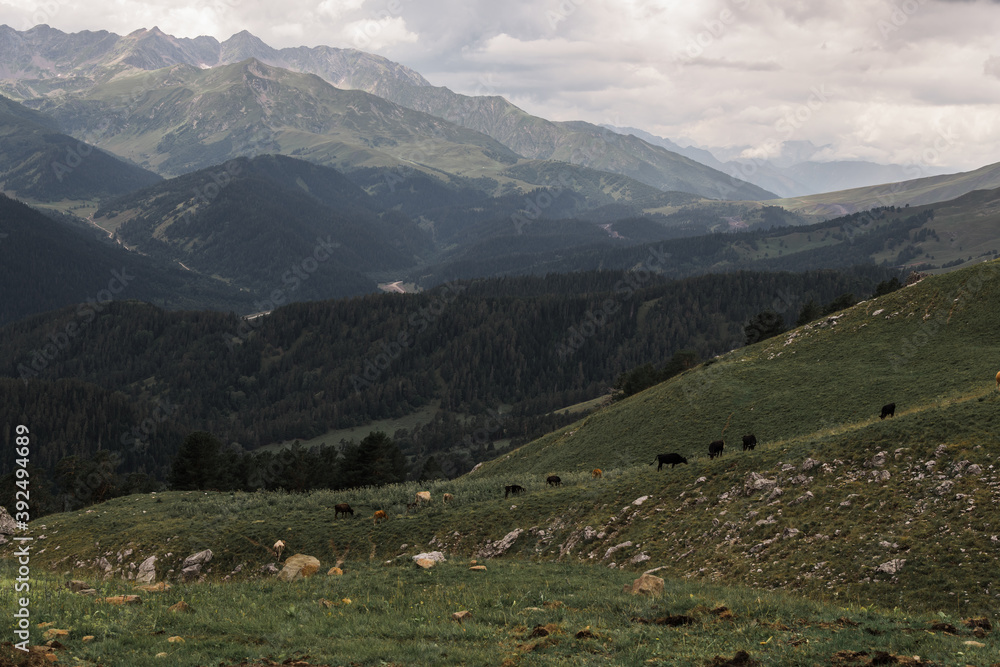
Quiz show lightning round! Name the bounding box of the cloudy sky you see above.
[3,0,1000,171]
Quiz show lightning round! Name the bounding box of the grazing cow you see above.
[592,468,603,479]
[334,503,354,519]
[546,475,561,487]
[443,493,454,503]
[742,434,757,451]
[651,453,688,470]
[373,510,388,525]
[415,491,431,503]
[708,440,725,459]
[880,403,896,419]
[504,484,526,498]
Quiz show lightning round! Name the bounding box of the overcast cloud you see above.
[2,0,999,171]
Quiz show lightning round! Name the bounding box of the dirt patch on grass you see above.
[704,649,760,666]
[632,614,696,626]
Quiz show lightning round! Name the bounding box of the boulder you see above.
[0,505,18,534]
[66,580,92,593]
[180,549,213,582]
[744,472,777,496]
[104,595,142,605]
[412,551,447,563]
[168,600,194,613]
[415,559,436,569]
[137,582,171,592]
[136,555,157,584]
[624,573,664,596]
[875,559,906,575]
[277,554,320,582]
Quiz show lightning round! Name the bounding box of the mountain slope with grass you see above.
[0,93,162,202]
[6,260,1000,620]
[772,160,1000,217]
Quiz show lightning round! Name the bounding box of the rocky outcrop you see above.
[180,549,213,582]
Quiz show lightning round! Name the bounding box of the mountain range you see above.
[605,126,955,198]
[0,24,774,200]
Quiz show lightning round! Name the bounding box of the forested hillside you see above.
[0,265,898,507]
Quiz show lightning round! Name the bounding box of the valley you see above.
[3,18,1000,667]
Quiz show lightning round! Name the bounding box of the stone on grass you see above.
[137,582,171,593]
[875,559,906,575]
[452,610,473,623]
[168,600,194,613]
[180,549,213,582]
[0,506,18,534]
[104,595,142,605]
[624,573,664,596]
[136,555,157,584]
[327,566,344,576]
[277,554,320,582]
[415,559,436,569]
[469,565,487,571]
[412,551,447,563]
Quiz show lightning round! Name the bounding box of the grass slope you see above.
[772,161,1000,217]
[4,261,1000,667]
[2,559,996,666]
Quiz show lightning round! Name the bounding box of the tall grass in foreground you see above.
[2,559,996,667]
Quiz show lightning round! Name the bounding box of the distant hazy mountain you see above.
[0,25,774,201]
[603,126,954,198]
[0,94,162,201]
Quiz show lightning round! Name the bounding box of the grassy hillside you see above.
[772,161,1000,217]
[6,260,1000,631]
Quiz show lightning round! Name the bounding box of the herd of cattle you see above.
[333,403,898,523]
[651,402,895,471]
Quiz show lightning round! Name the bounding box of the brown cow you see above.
[592,468,603,479]
[373,510,388,525]
[443,493,454,502]
[334,503,354,518]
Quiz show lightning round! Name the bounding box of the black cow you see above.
[334,503,354,518]
[880,403,896,419]
[651,453,688,470]
[742,434,757,451]
[504,484,526,498]
[709,440,725,459]
[546,475,561,487]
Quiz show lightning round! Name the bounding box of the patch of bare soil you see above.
[704,649,760,667]
[632,614,696,626]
